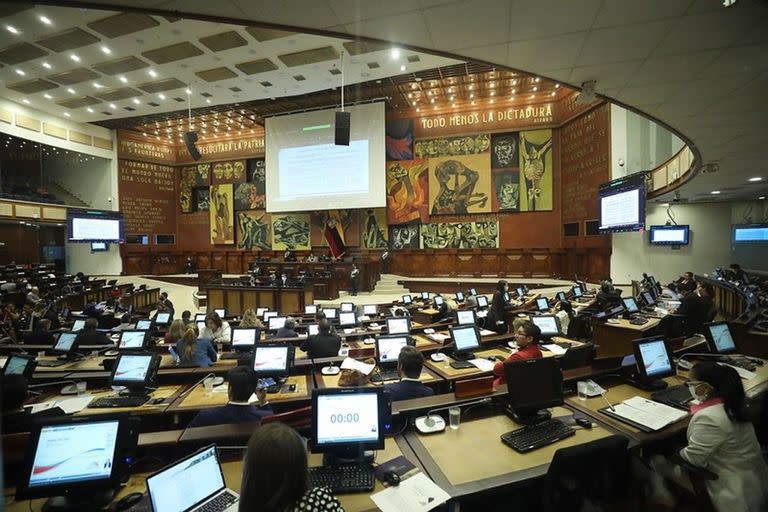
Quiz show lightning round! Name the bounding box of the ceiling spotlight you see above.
[710,190,721,195]
[43,93,52,99]
[100,46,111,55]
[532,86,538,91]
[119,76,128,84]
[555,84,560,88]
[748,177,762,182]
[22,99,29,104]
[759,196,765,200]
[15,69,25,76]
[148,69,157,78]
[551,92,556,97]
[63,112,70,117]
[574,80,597,105]
[39,15,52,25]
[185,88,192,95]
[132,98,140,104]
[206,99,211,104]
[70,54,80,63]
[400,65,406,72]
[6,25,19,34]
[535,77,541,82]
[67,88,75,94]
[42,61,52,69]
[512,88,517,94]
[93,82,104,89]
[390,48,400,59]
[109,103,116,109]
[86,107,94,113]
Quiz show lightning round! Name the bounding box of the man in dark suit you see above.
[275,317,298,338]
[157,291,174,317]
[383,346,434,402]
[75,317,110,346]
[187,366,273,428]
[300,318,341,359]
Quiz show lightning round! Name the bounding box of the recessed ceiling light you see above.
[186,88,191,95]
[119,76,128,84]
[43,93,52,99]
[67,88,75,94]
[206,99,211,104]
[555,84,560,88]
[535,77,541,82]
[158,93,165,100]
[551,92,556,97]
[41,61,52,69]
[470,93,474,99]
[490,91,495,96]
[109,103,116,109]
[512,88,516,94]
[86,107,94,113]
[416,107,420,112]
[15,69,25,76]
[70,54,80,63]
[400,65,406,72]
[132,98,140,104]
[710,190,721,194]
[100,46,111,55]
[148,69,157,78]
[759,196,765,200]
[6,25,19,34]
[748,177,762,182]
[93,82,104,89]
[63,112,70,117]
[22,99,29,104]
[39,15,52,25]
[390,48,400,59]
[533,86,538,91]
[490,99,495,103]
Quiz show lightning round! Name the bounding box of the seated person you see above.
[26,286,42,305]
[275,317,298,338]
[200,311,231,345]
[187,366,273,428]
[240,423,344,511]
[589,281,622,310]
[728,263,750,284]
[384,346,435,402]
[670,271,697,294]
[553,300,574,335]
[113,296,130,315]
[239,308,264,329]
[157,291,175,318]
[1,374,32,433]
[492,321,543,386]
[75,317,110,345]
[300,318,341,359]
[180,310,192,326]
[673,283,715,336]
[164,318,186,344]
[23,318,55,344]
[176,325,218,367]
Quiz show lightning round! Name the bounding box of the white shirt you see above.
[200,321,231,344]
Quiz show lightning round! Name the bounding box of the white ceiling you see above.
[4,0,768,202]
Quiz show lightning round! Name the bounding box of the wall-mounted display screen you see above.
[732,224,768,244]
[67,210,124,243]
[649,225,689,245]
[598,175,646,233]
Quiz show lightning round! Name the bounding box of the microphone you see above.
[415,397,493,434]
[177,372,216,401]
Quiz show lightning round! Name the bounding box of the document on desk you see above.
[28,395,93,415]
[371,472,450,512]
[541,344,567,355]
[427,333,449,343]
[605,396,688,431]
[341,357,375,375]
[719,362,757,380]
[479,329,496,337]
[469,358,495,372]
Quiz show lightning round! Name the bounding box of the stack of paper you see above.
[371,473,450,512]
[469,358,495,372]
[427,333,449,343]
[340,357,375,376]
[607,396,688,431]
[541,344,567,355]
[479,329,496,337]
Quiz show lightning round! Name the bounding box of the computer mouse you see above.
[383,471,400,487]
[112,492,143,511]
[212,376,225,386]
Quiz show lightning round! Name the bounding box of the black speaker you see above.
[335,111,350,146]
[184,131,202,160]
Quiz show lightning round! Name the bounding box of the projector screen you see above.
[265,102,386,212]
[67,210,124,243]
[597,175,646,233]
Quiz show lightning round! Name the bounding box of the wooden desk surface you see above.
[423,347,512,381]
[4,437,412,512]
[599,317,661,332]
[167,375,312,412]
[406,407,612,497]
[315,367,442,390]
[28,384,183,417]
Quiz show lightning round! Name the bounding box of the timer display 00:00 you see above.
[329,413,360,424]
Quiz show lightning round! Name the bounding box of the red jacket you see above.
[493,345,543,386]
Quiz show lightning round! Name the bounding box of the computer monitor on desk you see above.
[456,309,476,326]
[340,302,354,313]
[117,330,148,351]
[339,311,357,327]
[252,343,294,379]
[110,353,161,396]
[503,357,564,424]
[555,291,567,302]
[195,313,207,322]
[420,291,430,300]
[629,336,675,390]
[516,287,525,298]
[448,324,481,361]
[305,304,318,315]
[376,335,410,370]
[307,323,320,336]
[256,307,269,318]
[16,417,138,509]
[268,316,286,331]
[434,295,444,308]
[2,354,36,377]
[571,286,583,299]
[323,308,337,320]
[401,294,412,305]
[531,315,562,339]
[135,319,152,331]
[535,297,550,312]
[476,295,488,309]
[154,312,171,326]
[469,288,478,296]
[622,297,641,315]
[231,327,259,352]
[362,304,378,316]
[71,319,85,332]
[52,332,79,359]
[455,291,465,302]
[703,321,737,354]
[213,308,226,318]
[311,388,386,464]
[386,316,410,335]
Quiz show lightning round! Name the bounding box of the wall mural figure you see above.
[237,210,271,251]
[234,182,261,211]
[420,221,499,249]
[414,134,490,158]
[519,130,553,211]
[180,164,210,213]
[209,184,234,244]
[389,223,420,250]
[429,154,491,215]
[195,188,210,211]
[272,214,311,250]
[212,160,246,184]
[386,160,429,224]
[362,208,388,249]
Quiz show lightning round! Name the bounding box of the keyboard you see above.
[194,490,238,512]
[500,419,575,453]
[651,385,693,410]
[36,359,67,367]
[450,360,476,369]
[88,395,150,408]
[308,464,375,494]
[371,369,400,382]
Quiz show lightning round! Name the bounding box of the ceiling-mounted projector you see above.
[574,80,597,105]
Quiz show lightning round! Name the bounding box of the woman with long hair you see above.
[176,326,217,367]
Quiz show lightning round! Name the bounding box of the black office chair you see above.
[539,435,630,511]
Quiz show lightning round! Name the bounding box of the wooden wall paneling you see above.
[197,253,211,269]
[211,253,226,272]
[227,289,242,316]
[258,290,275,310]
[281,290,300,316]
[480,253,499,277]
[530,253,551,277]
[500,253,525,276]
[454,254,475,276]
[242,291,258,313]
[208,289,224,311]
[226,252,243,274]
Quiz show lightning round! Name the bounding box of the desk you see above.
[412,307,441,325]
[591,318,661,357]
[205,284,313,317]
[405,407,613,498]
[315,368,442,390]
[167,375,312,413]
[423,348,512,383]
[30,385,183,417]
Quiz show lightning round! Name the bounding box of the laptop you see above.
[147,445,239,512]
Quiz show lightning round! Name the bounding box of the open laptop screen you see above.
[147,445,227,512]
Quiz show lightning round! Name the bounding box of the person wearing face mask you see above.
[492,321,542,386]
[645,362,768,511]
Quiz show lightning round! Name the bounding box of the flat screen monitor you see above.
[67,209,124,243]
[135,319,152,331]
[572,286,583,298]
[455,291,464,302]
[363,304,378,315]
[434,295,444,307]
[90,242,108,252]
[516,287,525,298]
[323,308,337,319]
[307,324,319,336]
[607,304,626,317]
[704,321,737,354]
[53,332,78,355]
[503,292,510,303]
[71,319,85,331]
[469,288,478,296]
[476,295,488,308]
[268,316,287,330]
[732,223,768,245]
[2,354,36,377]
[376,335,409,367]
[420,292,430,300]
[504,357,563,417]
[154,312,170,325]
[146,445,227,512]
[214,308,226,318]
[531,315,561,338]
[263,311,279,321]
[401,294,412,305]
[649,225,690,245]
[194,313,207,322]
[117,330,147,351]
[622,297,640,314]
[231,328,258,349]
[556,292,567,302]
[17,418,131,500]
[256,307,269,318]
[338,312,357,327]
[536,297,550,312]
[305,304,318,315]
[456,309,476,326]
[110,353,158,390]
[311,388,385,453]
[633,336,675,381]
[598,174,646,233]
[641,291,654,306]
[386,317,410,335]
[450,324,481,353]
[252,343,293,378]
[340,302,354,313]
[196,321,206,332]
